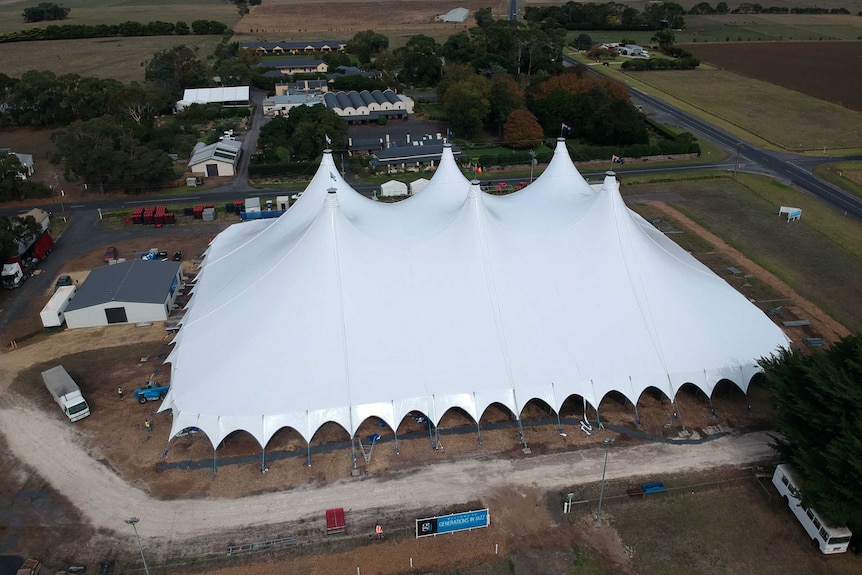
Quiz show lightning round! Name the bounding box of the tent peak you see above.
[601,171,619,193]
[468,179,482,198]
[324,187,339,207]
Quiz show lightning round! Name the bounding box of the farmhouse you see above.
[188,140,242,177]
[275,80,328,95]
[262,93,324,117]
[159,140,789,453]
[259,59,328,75]
[64,260,183,329]
[323,89,413,123]
[371,136,464,170]
[0,148,35,178]
[621,44,649,57]
[175,86,250,112]
[241,40,347,55]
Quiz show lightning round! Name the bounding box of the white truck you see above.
[42,365,90,421]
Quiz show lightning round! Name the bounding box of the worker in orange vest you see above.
[375,524,383,539]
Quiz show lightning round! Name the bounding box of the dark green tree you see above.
[443,76,491,137]
[50,116,174,194]
[22,2,70,22]
[574,33,593,50]
[758,337,862,536]
[259,105,347,162]
[144,45,208,98]
[0,214,42,261]
[397,34,442,87]
[346,30,389,64]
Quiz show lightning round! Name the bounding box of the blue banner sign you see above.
[416,508,490,538]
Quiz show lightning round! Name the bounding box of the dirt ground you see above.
[235,0,506,37]
[687,42,862,113]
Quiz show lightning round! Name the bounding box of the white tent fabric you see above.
[160,140,790,449]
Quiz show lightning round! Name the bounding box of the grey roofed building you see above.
[188,139,241,167]
[442,7,470,22]
[240,40,347,54]
[371,140,463,167]
[66,260,182,311]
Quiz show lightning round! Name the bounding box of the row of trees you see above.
[0,19,227,44]
[690,2,851,14]
[22,2,69,22]
[760,335,862,540]
[526,2,686,32]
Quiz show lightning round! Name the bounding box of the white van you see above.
[772,464,851,554]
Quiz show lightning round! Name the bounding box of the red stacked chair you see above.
[164,213,176,224]
[143,206,156,224]
[131,207,144,225]
[193,205,204,219]
[154,205,166,225]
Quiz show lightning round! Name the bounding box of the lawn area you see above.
[814,161,862,199]
[604,471,861,575]
[623,174,862,332]
[614,67,862,152]
[0,35,225,83]
[681,13,862,43]
[0,0,240,34]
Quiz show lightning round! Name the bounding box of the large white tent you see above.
[160,139,790,450]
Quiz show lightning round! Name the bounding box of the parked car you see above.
[54,274,73,292]
[104,246,118,262]
[134,384,169,404]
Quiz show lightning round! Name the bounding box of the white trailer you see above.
[42,365,90,421]
[40,285,77,327]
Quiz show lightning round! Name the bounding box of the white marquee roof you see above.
[160,140,790,448]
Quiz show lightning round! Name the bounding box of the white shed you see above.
[409,178,430,195]
[379,180,409,198]
[40,285,77,328]
[64,261,183,329]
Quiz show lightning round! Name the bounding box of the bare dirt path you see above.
[0,392,775,552]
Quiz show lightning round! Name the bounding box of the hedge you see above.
[0,19,227,43]
[248,162,316,177]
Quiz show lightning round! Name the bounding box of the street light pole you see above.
[125,517,151,575]
[595,437,614,525]
[59,189,67,223]
[529,149,537,183]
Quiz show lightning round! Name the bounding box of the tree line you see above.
[0,19,227,44]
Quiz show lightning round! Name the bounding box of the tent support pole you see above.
[434,424,440,450]
[673,398,686,432]
[212,448,217,475]
[306,441,312,467]
[350,436,358,469]
[261,448,266,473]
[633,401,641,426]
[516,417,527,449]
[427,419,435,449]
[476,421,483,445]
[393,429,399,455]
[708,396,716,418]
[555,410,563,435]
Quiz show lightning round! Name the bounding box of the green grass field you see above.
[0,35,225,83]
[681,13,862,43]
[0,0,240,34]
[623,174,862,332]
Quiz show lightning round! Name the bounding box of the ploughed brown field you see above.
[685,41,862,112]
